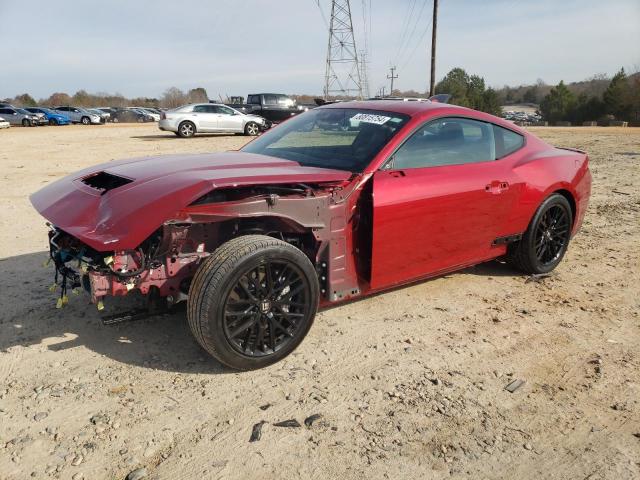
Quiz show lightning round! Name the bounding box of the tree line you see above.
[3,87,210,109]
[537,69,639,124]
[4,68,639,124]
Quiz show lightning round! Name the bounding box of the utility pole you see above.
[429,0,439,96]
[323,0,363,100]
[387,66,398,97]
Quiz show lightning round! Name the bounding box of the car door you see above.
[370,116,520,289]
[191,105,217,131]
[215,105,244,131]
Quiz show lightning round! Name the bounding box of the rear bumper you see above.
[158,119,177,132]
[572,167,592,237]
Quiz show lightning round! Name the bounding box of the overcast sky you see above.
[1,0,638,100]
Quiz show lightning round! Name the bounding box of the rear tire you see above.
[187,235,319,370]
[507,193,573,274]
[244,122,259,136]
[178,121,196,138]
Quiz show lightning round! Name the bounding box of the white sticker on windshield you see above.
[350,113,391,125]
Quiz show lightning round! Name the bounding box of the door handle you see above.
[485,181,509,194]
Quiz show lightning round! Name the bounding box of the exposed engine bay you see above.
[45,178,369,316]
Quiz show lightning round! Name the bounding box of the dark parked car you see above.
[225,93,308,125]
[112,108,154,123]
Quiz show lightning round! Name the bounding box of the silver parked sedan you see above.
[158,103,267,138]
[0,107,39,126]
[52,106,102,125]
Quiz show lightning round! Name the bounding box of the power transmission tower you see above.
[324,0,363,99]
[359,50,370,98]
[387,66,398,96]
[429,0,439,96]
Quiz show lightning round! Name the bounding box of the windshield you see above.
[241,108,410,172]
[17,108,30,114]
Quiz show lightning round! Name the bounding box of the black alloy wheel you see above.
[187,235,319,370]
[223,259,311,357]
[534,204,570,266]
[507,193,573,274]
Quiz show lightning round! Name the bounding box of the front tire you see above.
[178,121,196,138]
[22,119,30,127]
[81,116,90,125]
[188,235,319,370]
[508,193,573,274]
[49,118,59,126]
[244,121,259,136]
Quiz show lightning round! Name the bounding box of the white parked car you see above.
[0,116,10,129]
[159,103,267,138]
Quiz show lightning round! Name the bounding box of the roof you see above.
[320,100,527,134]
[321,100,465,116]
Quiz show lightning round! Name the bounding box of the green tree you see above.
[435,67,501,115]
[435,68,471,107]
[603,68,631,120]
[522,86,539,104]
[482,88,502,116]
[539,81,575,122]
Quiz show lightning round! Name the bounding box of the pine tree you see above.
[603,68,631,120]
[539,81,575,123]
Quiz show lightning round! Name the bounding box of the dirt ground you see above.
[0,124,638,480]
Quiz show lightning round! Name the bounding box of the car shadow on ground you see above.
[0,251,229,375]
[0,251,521,374]
[131,133,242,141]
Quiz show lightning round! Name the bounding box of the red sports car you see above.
[31,101,591,370]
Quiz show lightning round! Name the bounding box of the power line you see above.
[396,0,430,68]
[399,10,432,71]
[393,0,418,65]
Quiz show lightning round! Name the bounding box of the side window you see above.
[0,109,9,114]
[218,106,235,115]
[493,125,524,158]
[193,105,208,113]
[392,117,496,170]
[263,95,278,105]
[247,95,259,105]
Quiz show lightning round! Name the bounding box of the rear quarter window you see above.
[493,125,524,158]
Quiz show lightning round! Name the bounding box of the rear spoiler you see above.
[556,146,586,154]
[428,94,451,104]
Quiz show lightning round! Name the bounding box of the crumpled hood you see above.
[31,151,351,251]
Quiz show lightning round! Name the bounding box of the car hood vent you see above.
[81,171,133,194]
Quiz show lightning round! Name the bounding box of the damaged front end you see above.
[47,222,209,312]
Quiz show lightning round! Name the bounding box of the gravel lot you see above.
[0,124,639,479]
